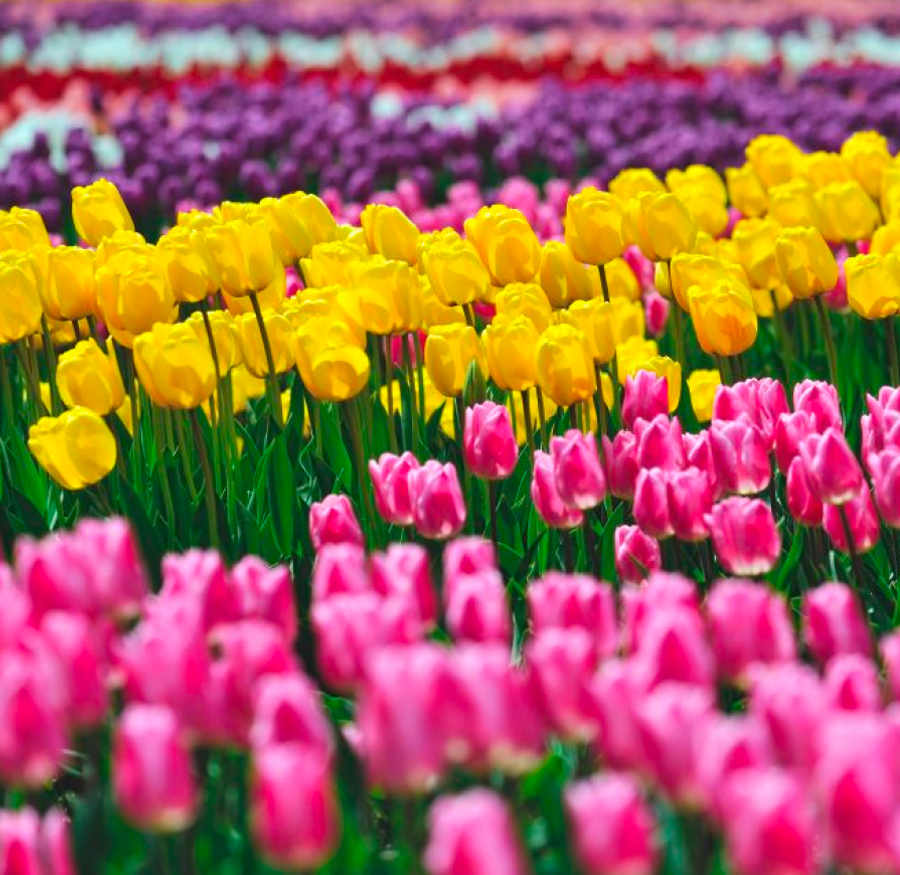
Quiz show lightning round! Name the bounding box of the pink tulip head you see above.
[371,543,437,629]
[720,768,820,875]
[614,525,662,585]
[409,461,468,540]
[621,572,701,654]
[527,572,617,659]
[368,452,419,526]
[798,429,863,505]
[251,745,340,871]
[882,632,900,701]
[565,773,659,875]
[635,414,685,472]
[308,494,364,552]
[705,579,796,685]
[464,402,518,481]
[443,536,497,582]
[868,448,900,527]
[644,290,670,337]
[623,245,654,289]
[161,549,242,635]
[786,456,824,527]
[424,789,528,875]
[311,543,369,603]
[633,468,673,540]
[667,466,713,541]
[773,410,816,473]
[822,483,881,554]
[684,430,725,501]
[793,379,843,433]
[707,497,781,577]
[532,450,584,529]
[590,658,650,772]
[803,582,872,665]
[712,378,788,448]
[231,555,297,644]
[633,607,715,691]
[824,654,882,712]
[444,570,511,646]
[0,808,77,875]
[550,430,607,510]
[622,370,669,430]
[113,705,197,833]
[709,420,771,496]
[602,431,640,500]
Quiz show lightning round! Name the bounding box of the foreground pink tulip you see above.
[622,370,669,429]
[0,808,76,875]
[634,606,715,690]
[369,451,419,526]
[311,542,369,602]
[635,415,685,472]
[464,401,518,480]
[645,291,670,337]
[232,555,297,644]
[824,654,881,712]
[684,430,725,500]
[565,774,659,875]
[869,448,900,527]
[602,431,640,500]
[707,498,780,576]
[443,536,497,581]
[785,457,824,527]
[532,450,584,529]
[252,744,339,870]
[614,525,662,584]
[113,705,197,833]
[309,494,364,551]
[371,543,437,629]
[793,379,842,433]
[705,580,796,684]
[721,768,820,875]
[803,582,872,664]
[798,429,863,505]
[621,572,700,653]
[667,467,713,541]
[709,421,771,496]
[445,570,511,645]
[773,410,816,473]
[712,378,789,448]
[550,430,607,510]
[822,484,881,554]
[633,468,673,539]
[161,549,241,634]
[590,658,649,771]
[409,461,467,539]
[424,789,529,875]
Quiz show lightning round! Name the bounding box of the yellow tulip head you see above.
[494,282,553,332]
[483,314,541,391]
[622,192,697,261]
[815,181,880,244]
[767,179,821,230]
[300,240,370,288]
[205,218,280,297]
[424,323,488,398]
[774,227,838,300]
[871,221,900,257]
[71,178,134,247]
[134,322,217,409]
[0,251,43,343]
[157,226,220,304]
[535,324,596,408]
[668,253,748,312]
[539,241,599,308]
[94,229,149,268]
[559,296,644,365]
[841,131,892,199]
[56,339,125,415]
[666,165,727,202]
[259,192,338,263]
[801,151,853,189]
[725,163,768,218]
[687,369,722,423]
[351,259,423,335]
[464,205,541,286]
[293,321,370,402]
[563,187,625,266]
[360,204,420,266]
[0,207,51,251]
[28,407,117,490]
[236,310,295,379]
[732,218,781,290]
[608,168,666,201]
[688,281,758,357]
[745,134,802,188]
[41,246,96,321]
[419,234,490,306]
[186,310,241,373]
[845,253,900,320]
[615,335,659,383]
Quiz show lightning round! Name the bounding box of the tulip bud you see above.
[621,370,669,430]
[707,498,780,577]
[746,134,803,187]
[540,240,599,308]
[259,191,338,261]
[868,448,900,527]
[134,322,217,409]
[409,461,467,540]
[0,251,43,343]
[633,468,673,540]
[803,582,872,665]
[464,205,542,287]
[565,774,658,875]
[443,536,497,582]
[712,378,789,449]
[709,421,772,496]
[822,484,881,554]
[634,607,715,690]
[535,324,596,408]
[817,181,880,245]
[725,162,768,218]
[251,745,339,870]
[28,408,117,491]
[56,339,125,415]
[688,281,758,358]
[786,457,824,526]
[483,314,540,391]
[792,380,842,433]
[635,414,685,472]
[564,187,625,266]
[797,429,862,506]
[308,494,364,552]
[425,324,488,398]
[775,226,839,299]
[444,570,511,645]
[602,431,639,499]
[371,543,437,629]
[42,245,95,322]
[360,203,420,266]
[590,658,648,770]
[824,654,881,712]
[464,401,518,480]
[550,430,606,511]
[644,289,670,337]
[157,225,219,304]
[0,807,77,875]
[532,450,584,529]
[621,572,701,654]
[420,232,490,306]
[311,543,369,602]
[206,218,281,298]
[231,555,297,644]
[369,452,419,526]
[773,410,817,475]
[72,178,134,246]
[249,673,334,760]
[614,525,662,585]
[668,467,713,542]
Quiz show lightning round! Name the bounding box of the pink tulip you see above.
[635,414,685,472]
[550,430,606,510]
[633,468,673,539]
[707,497,781,576]
[371,543,437,629]
[532,450,584,529]
[684,430,725,500]
[861,391,900,470]
[709,420,771,495]
[882,632,900,701]
[793,379,842,433]
[0,808,76,875]
[424,789,528,875]
[869,448,900,527]
[824,654,881,712]
[312,593,423,693]
[113,705,197,832]
[705,580,796,684]
[614,526,662,585]
[773,410,816,473]
[602,431,640,500]
[251,745,339,870]
[232,556,297,644]
[0,565,30,651]
[623,245,654,289]
[644,290,670,337]
[621,572,700,654]
[712,378,788,448]
[590,658,648,771]
[798,429,863,506]
[633,607,715,691]
[622,371,669,430]
[464,402,518,480]
[160,549,242,635]
[443,536,497,581]
[445,570,511,645]
[721,768,820,875]
[668,467,713,541]
[249,673,334,761]
[409,461,468,540]
[565,774,659,875]
[527,572,617,659]
[786,456,824,526]
[369,451,419,526]
[803,582,872,664]
[822,483,881,554]
[311,543,369,603]
[309,494,364,551]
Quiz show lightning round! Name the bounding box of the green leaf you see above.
[772,525,804,592]
[320,403,353,494]
[269,433,296,559]
[600,501,625,582]
[117,477,164,588]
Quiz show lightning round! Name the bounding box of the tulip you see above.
[635,414,685,472]
[206,218,281,298]
[464,205,541,287]
[28,407,117,491]
[633,605,715,691]
[816,181,880,244]
[0,206,50,250]
[360,203,420,266]
[351,259,423,335]
[249,673,334,760]
[41,245,95,322]
[620,572,700,654]
[251,745,339,870]
[822,484,881,554]
[614,526,662,584]
[370,543,437,629]
[564,187,625,266]
[425,324,488,398]
[767,178,822,230]
[731,218,780,290]
[644,290,670,336]
[590,658,649,770]
[72,178,134,246]
[793,379,842,433]
[634,470,672,542]
[709,421,771,496]
[445,570,511,645]
[688,281,758,358]
[824,654,881,712]
[623,191,697,261]
[667,467,713,541]
[775,227,839,299]
[368,452,419,526]
[540,240,598,307]
[773,411,816,473]
[803,582,872,664]
[134,322,217,410]
[746,134,803,187]
[237,310,295,379]
[56,339,125,416]
[424,789,529,875]
[667,252,747,312]
[725,163,768,218]
[232,555,297,644]
[565,773,658,875]
[463,401,518,481]
[443,536,497,582]
[785,457,824,527]
[308,495,364,552]
[870,448,900,527]
[615,335,660,383]
[712,378,789,450]
[609,168,666,200]
[535,324,596,408]
[561,297,645,366]
[602,431,639,499]
[0,251,43,344]
[797,429,862,506]
[408,461,467,540]
[882,632,900,700]
[550,430,606,511]
[707,498,780,577]
[842,131,892,196]
[294,324,371,402]
[621,370,668,429]
[483,314,540,391]
[259,191,338,262]
[156,225,219,304]
[420,233,490,306]
[532,451,583,529]
[113,704,197,832]
[311,543,369,602]
[687,369,721,423]
[0,808,77,875]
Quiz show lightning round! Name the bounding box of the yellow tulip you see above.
[0,207,51,251]
[229,365,267,414]
[299,240,371,288]
[350,259,423,335]
[157,226,219,304]
[801,151,853,189]
[177,209,217,232]
[41,246,95,321]
[767,179,821,230]
[563,187,625,266]
[494,283,553,332]
[608,168,666,201]
[687,369,722,422]
[56,339,125,415]
[845,254,900,320]
[688,281,758,357]
[464,205,541,286]
[259,192,338,263]
[622,192,697,261]
[360,204,420,266]
[186,310,241,373]
[539,241,599,308]
[424,324,488,398]
[603,258,641,302]
[841,131,892,199]
[205,219,280,297]
[237,311,295,378]
[732,218,781,290]
[483,314,541,391]
[535,324,596,408]
[293,326,370,402]
[559,297,644,365]
[880,166,900,222]
[815,181,880,244]
[871,221,900,257]
[667,165,727,202]
[666,253,748,312]
[725,163,768,218]
[221,268,285,316]
[421,280,466,329]
[750,285,793,318]
[419,233,490,306]
[745,134,802,188]
[284,288,366,346]
[0,251,44,343]
[615,336,658,383]
[213,201,259,224]
[28,407,117,490]
[71,178,134,247]
[94,229,149,268]
[638,355,682,412]
[775,227,838,300]
[134,323,217,409]
[677,185,729,237]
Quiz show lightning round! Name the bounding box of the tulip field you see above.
[9,1,900,873]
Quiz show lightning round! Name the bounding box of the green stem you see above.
[189,409,219,549]
[249,292,283,430]
[561,528,575,572]
[535,386,548,447]
[769,291,793,390]
[813,296,839,391]
[174,412,198,502]
[583,514,599,578]
[14,341,45,420]
[838,504,864,593]
[0,351,13,428]
[598,263,611,303]
[40,315,63,414]
[199,306,224,493]
[119,346,142,481]
[593,362,608,437]
[609,357,622,427]
[345,397,379,542]
[521,390,536,459]
[488,479,499,548]
[383,336,398,453]
[671,297,687,374]
[888,315,900,387]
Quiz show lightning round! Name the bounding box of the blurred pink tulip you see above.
[803,582,872,664]
[709,420,771,495]
[590,657,649,771]
[824,654,881,712]
[707,497,780,576]
[160,549,241,635]
[822,483,881,554]
[532,450,584,529]
[550,430,606,510]
[409,461,468,540]
[633,607,715,690]
[793,379,842,433]
[785,456,824,527]
[0,808,76,875]
[464,402,518,481]
[309,494,364,551]
[444,570,511,645]
[622,371,668,430]
[311,543,369,603]
[668,466,713,541]
[798,429,863,505]
[369,451,420,526]
[371,543,437,629]
[644,291,670,337]
[614,525,662,585]
[621,572,700,654]
[232,555,297,644]
[443,536,497,582]
[869,448,900,527]
[602,431,640,500]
